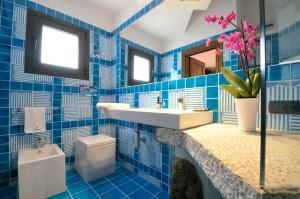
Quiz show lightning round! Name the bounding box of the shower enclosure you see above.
[259,0,300,195]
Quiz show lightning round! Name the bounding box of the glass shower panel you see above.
[264,0,300,194]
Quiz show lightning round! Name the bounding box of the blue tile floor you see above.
[0,162,168,199]
[47,162,169,199]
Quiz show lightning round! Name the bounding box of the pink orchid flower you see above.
[211,15,217,22]
[216,48,223,55]
[204,10,259,64]
[225,11,236,23]
[206,38,211,47]
[218,34,227,43]
[204,15,211,23]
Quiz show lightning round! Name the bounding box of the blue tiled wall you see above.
[0,0,174,194]
[264,62,300,131]
[1,0,300,196]
[113,36,175,191]
[0,0,114,189]
[111,120,174,192]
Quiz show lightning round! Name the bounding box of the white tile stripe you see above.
[64,78,79,87]
[119,93,134,108]
[118,127,134,157]
[12,64,34,82]
[140,130,161,170]
[64,108,78,121]
[100,66,115,89]
[34,74,53,83]
[161,55,174,73]
[290,115,300,131]
[62,126,91,156]
[185,87,205,110]
[10,92,32,107]
[139,92,159,108]
[99,125,116,138]
[63,94,78,107]
[99,35,114,61]
[11,48,24,65]
[33,92,52,107]
[10,134,33,152]
[13,22,26,39]
[219,87,236,112]
[292,85,300,100]
[13,6,26,23]
[267,84,290,131]
[222,112,238,125]
[168,90,184,109]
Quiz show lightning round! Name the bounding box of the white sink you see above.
[18,144,66,199]
[98,105,213,130]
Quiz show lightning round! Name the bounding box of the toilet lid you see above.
[77,134,116,148]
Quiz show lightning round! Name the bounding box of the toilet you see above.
[75,134,116,182]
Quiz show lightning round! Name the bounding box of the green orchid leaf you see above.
[240,90,252,98]
[249,73,255,83]
[245,78,251,91]
[252,72,261,97]
[221,85,241,98]
[221,68,251,95]
[250,68,260,75]
[254,68,261,73]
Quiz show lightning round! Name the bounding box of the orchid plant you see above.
[204,11,261,98]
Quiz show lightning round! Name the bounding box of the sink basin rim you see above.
[18,144,65,165]
[109,108,209,115]
[107,108,213,130]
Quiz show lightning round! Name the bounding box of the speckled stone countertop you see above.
[156,124,300,199]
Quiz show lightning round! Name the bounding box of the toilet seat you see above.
[77,134,115,149]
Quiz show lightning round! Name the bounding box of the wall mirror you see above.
[119,0,295,85]
[120,0,300,85]
[120,0,237,85]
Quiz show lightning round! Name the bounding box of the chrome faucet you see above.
[156,96,164,109]
[178,98,185,110]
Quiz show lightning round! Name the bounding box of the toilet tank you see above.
[75,134,116,182]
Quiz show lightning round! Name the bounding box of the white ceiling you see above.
[35,0,239,53]
[33,0,295,54]
[128,0,212,42]
[121,0,238,53]
[86,0,131,14]
[34,0,152,31]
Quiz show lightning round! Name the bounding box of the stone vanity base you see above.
[155,124,300,199]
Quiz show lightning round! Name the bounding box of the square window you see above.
[128,47,154,85]
[25,9,89,80]
[41,26,79,69]
[133,55,150,82]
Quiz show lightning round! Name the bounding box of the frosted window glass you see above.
[41,26,79,69]
[133,55,150,82]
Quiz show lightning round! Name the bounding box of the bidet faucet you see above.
[156,96,164,109]
[34,135,47,149]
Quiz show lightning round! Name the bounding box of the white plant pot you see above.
[235,98,259,132]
